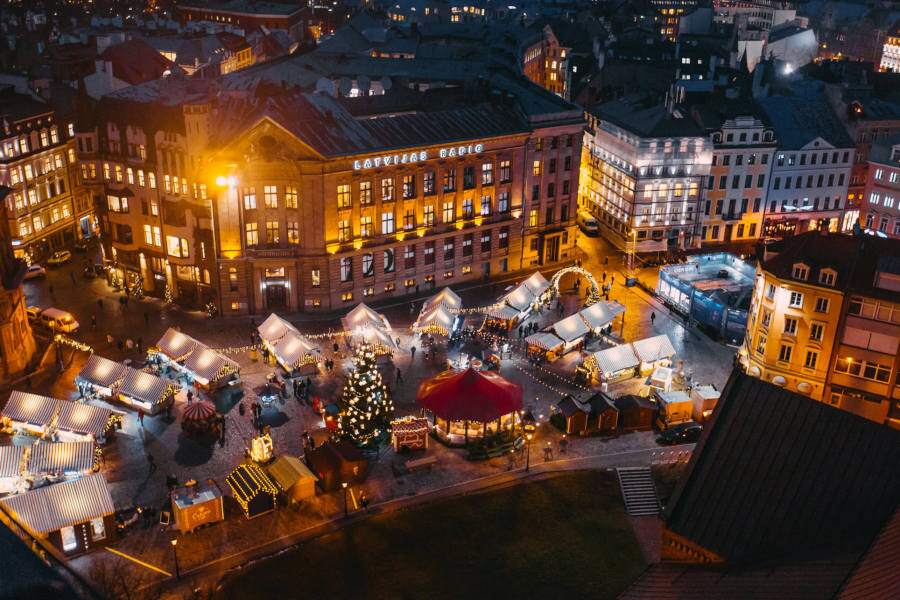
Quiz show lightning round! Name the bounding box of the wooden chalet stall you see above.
[0,446,25,494]
[171,479,225,533]
[655,390,693,430]
[584,345,641,383]
[257,314,321,375]
[227,463,279,519]
[153,329,241,392]
[0,474,115,556]
[1,392,59,436]
[76,355,127,399]
[266,455,317,505]
[117,368,175,415]
[551,313,591,354]
[55,401,116,444]
[306,440,368,492]
[27,441,96,482]
[525,331,565,358]
[614,395,657,431]
[556,393,619,436]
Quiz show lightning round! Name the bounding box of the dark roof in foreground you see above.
[837,509,900,599]
[0,522,82,600]
[664,370,900,564]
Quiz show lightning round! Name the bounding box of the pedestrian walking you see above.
[91,314,97,330]
[144,312,149,327]
[106,333,114,346]
[602,271,607,282]
[360,491,370,513]
[187,389,194,403]
[70,271,76,285]
[650,312,656,325]
[396,368,403,383]
[147,454,156,474]
[137,409,145,427]
[410,345,416,360]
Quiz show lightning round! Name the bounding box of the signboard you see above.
[353,143,485,171]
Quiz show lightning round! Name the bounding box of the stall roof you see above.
[56,401,112,439]
[342,302,390,332]
[273,331,320,366]
[504,283,535,312]
[692,384,720,400]
[552,313,591,343]
[417,368,523,422]
[266,455,316,492]
[414,304,455,334]
[119,368,170,405]
[1,392,58,427]
[257,313,299,345]
[226,463,279,502]
[423,287,462,312]
[0,474,114,534]
[27,441,94,475]
[579,301,626,330]
[525,331,565,351]
[0,445,24,478]
[77,355,127,390]
[484,303,521,321]
[185,346,239,383]
[155,328,197,360]
[591,344,640,374]
[632,334,677,363]
[656,390,691,405]
[522,271,550,296]
[355,324,397,349]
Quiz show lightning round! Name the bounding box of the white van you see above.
[577,210,599,235]
[39,308,80,333]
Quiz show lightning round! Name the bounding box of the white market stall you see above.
[1,392,59,436]
[342,302,391,333]
[552,313,591,353]
[118,368,176,414]
[578,300,626,333]
[55,401,116,444]
[525,332,565,357]
[0,446,25,495]
[76,355,127,399]
[27,441,96,481]
[483,272,550,330]
[423,287,462,313]
[414,303,459,337]
[584,344,641,383]
[341,303,396,359]
[258,314,321,375]
[632,334,677,374]
[152,328,241,392]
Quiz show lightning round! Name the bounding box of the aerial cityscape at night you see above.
[0,0,898,598]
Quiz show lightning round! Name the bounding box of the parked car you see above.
[23,265,46,280]
[26,306,41,323]
[576,210,600,235]
[47,250,72,266]
[657,422,703,445]
[36,307,80,333]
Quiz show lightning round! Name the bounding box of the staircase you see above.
[616,467,661,516]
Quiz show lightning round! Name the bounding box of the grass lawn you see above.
[218,470,646,600]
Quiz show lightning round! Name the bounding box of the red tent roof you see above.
[416,368,523,422]
[182,400,216,421]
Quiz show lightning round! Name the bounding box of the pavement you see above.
[10,234,734,597]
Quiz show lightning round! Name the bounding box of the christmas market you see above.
[226,463,279,519]
[416,368,523,446]
[171,479,225,533]
[117,367,176,414]
[75,354,127,399]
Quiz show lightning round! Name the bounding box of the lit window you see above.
[285,186,298,209]
[264,185,278,208]
[789,291,804,308]
[244,223,258,247]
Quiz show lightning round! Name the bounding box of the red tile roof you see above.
[838,509,900,600]
[98,39,174,86]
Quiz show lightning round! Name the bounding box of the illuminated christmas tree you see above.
[336,344,394,447]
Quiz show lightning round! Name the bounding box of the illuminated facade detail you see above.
[861,135,900,238]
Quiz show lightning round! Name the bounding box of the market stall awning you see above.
[77,355,127,390]
[227,463,279,504]
[355,325,397,350]
[579,301,626,330]
[0,446,24,478]
[484,303,521,321]
[273,331,321,367]
[552,313,591,343]
[155,328,197,361]
[525,332,565,351]
[184,346,239,384]
[522,271,551,296]
[0,474,114,534]
[417,368,523,422]
[1,391,59,427]
[590,345,640,374]
[56,401,113,439]
[423,287,462,313]
[341,302,391,333]
[27,441,95,475]
[119,368,170,406]
[631,334,677,363]
[266,455,316,492]
[413,304,456,335]
[504,283,536,312]
[257,313,299,345]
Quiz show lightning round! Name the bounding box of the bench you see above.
[405,455,437,472]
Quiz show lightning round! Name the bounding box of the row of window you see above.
[847,298,900,324]
[0,123,70,160]
[244,222,302,247]
[16,203,72,238]
[775,151,850,167]
[871,168,898,184]
[8,177,68,212]
[704,197,762,216]
[867,192,896,208]
[711,152,769,167]
[864,214,900,236]
[241,186,300,210]
[834,357,892,383]
[770,196,842,213]
[772,172,845,190]
[708,173,766,191]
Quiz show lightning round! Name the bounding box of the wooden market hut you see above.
[266,455,317,504]
[226,463,279,519]
[55,400,116,444]
[556,393,619,436]
[26,441,96,480]
[0,474,116,556]
[614,395,657,431]
[306,440,368,492]
[416,368,523,446]
[551,313,591,354]
[1,391,59,436]
[76,355,127,398]
[0,445,25,495]
[525,331,565,359]
[117,367,175,414]
[171,479,225,533]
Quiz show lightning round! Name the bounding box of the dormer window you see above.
[819,268,836,286]
[792,263,809,281]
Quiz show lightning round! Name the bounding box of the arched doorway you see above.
[544,266,602,306]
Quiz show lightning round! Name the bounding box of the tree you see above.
[335,344,394,447]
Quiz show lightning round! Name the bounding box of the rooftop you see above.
[177,0,304,17]
[594,95,704,139]
[869,132,900,166]
[757,90,855,150]
[0,86,52,123]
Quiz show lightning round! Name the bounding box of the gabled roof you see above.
[0,474,114,534]
[665,370,900,564]
[98,39,174,86]
[838,509,900,599]
[757,91,854,150]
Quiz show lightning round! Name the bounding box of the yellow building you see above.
[741,231,900,428]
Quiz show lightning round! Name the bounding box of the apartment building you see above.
[881,28,900,73]
[0,189,36,378]
[581,95,711,252]
[520,25,570,99]
[0,86,87,262]
[209,84,583,314]
[740,231,900,428]
[757,93,855,238]
[862,133,900,237]
[693,105,776,247]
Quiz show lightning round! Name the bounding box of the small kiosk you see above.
[76,355,127,399]
[390,417,430,452]
[266,455,317,505]
[171,479,225,533]
[691,384,720,423]
[306,441,368,492]
[227,463,279,519]
[632,334,677,374]
[655,390,693,430]
[117,368,175,414]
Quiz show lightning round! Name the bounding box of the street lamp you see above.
[170,538,180,579]
[525,432,533,472]
[341,482,349,518]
